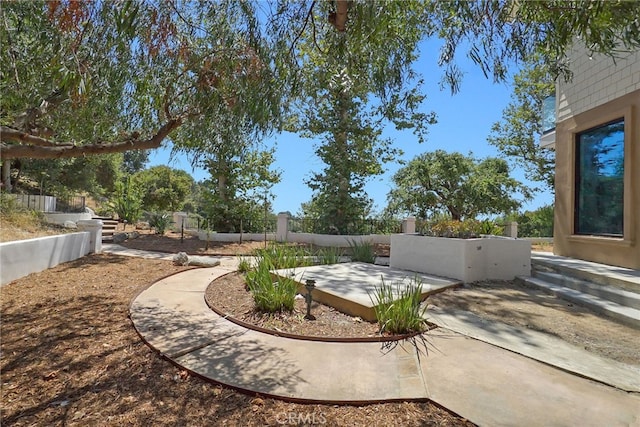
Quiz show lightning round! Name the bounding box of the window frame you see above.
[573,118,625,237]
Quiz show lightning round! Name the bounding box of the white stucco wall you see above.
[557,45,640,122]
[390,235,530,283]
[0,232,91,286]
[43,212,92,225]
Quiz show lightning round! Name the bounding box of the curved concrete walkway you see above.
[119,247,640,426]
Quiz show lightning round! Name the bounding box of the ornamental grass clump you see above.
[348,239,376,263]
[253,243,311,269]
[370,276,428,335]
[316,246,343,265]
[246,258,298,313]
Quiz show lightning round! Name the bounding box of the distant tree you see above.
[195,135,280,232]
[506,205,554,237]
[122,150,149,175]
[488,58,555,191]
[133,166,194,212]
[387,150,529,220]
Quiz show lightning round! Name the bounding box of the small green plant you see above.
[348,239,376,263]
[245,259,298,313]
[237,257,252,273]
[148,212,171,235]
[370,276,428,335]
[316,246,343,265]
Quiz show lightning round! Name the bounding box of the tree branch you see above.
[0,119,183,160]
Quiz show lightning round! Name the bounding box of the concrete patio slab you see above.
[273,262,461,321]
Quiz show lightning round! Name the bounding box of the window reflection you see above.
[575,119,624,236]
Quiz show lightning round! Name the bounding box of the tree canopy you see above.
[386,150,528,220]
[133,165,195,212]
[488,57,556,190]
[2,0,639,206]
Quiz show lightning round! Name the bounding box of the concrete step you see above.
[533,271,640,310]
[531,254,640,293]
[517,276,640,329]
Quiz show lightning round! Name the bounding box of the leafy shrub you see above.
[316,246,343,265]
[370,276,428,334]
[148,212,171,235]
[426,218,502,238]
[109,177,143,223]
[246,259,298,313]
[508,205,554,237]
[348,239,376,263]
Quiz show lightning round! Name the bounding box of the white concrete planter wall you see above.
[0,232,91,286]
[43,212,92,225]
[390,234,531,283]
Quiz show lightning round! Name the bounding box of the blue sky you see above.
[147,39,554,216]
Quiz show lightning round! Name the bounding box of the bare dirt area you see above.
[427,280,640,366]
[1,253,472,426]
[206,272,384,339]
[0,217,70,243]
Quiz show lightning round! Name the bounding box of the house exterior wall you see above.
[557,48,640,122]
[554,45,640,268]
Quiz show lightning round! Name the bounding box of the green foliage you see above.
[289,3,436,235]
[387,150,528,221]
[425,218,501,239]
[108,176,143,223]
[16,154,123,198]
[488,57,555,190]
[193,141,280,233]
[246,257,298,313]
[237,257,252,274]
[315,247,343,265]
[147,212,171,235]
[253,243,312,270]
[133,166,194,212]
[370,276,428,335]
[348,240,376,264]
[507,205,554,238]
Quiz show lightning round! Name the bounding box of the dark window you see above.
[575,119,624,236]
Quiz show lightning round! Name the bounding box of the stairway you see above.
[93,216,118,243]
[517,253,640,329]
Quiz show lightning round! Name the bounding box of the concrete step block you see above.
[533,271,640,310]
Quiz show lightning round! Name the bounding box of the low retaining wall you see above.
[287,233,390,247]
[0,232,91,286]
[195,230,391,247]
[43,212,92,225]
[197,231,276,242]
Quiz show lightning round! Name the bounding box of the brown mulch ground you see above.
[1,253,473,426]
[206,272,385,339]
[3,230,637,426]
